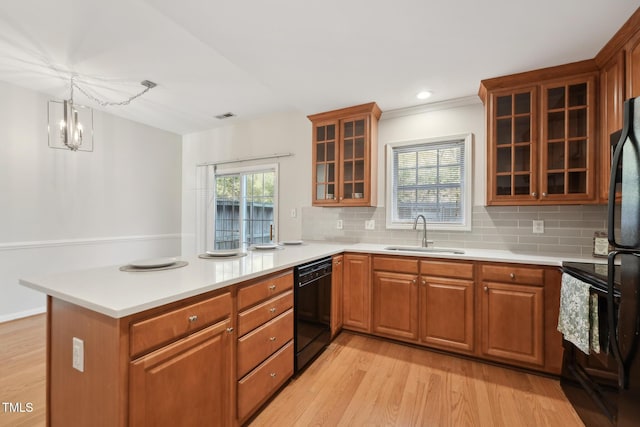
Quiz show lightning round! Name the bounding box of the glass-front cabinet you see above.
[481,65,598,206]
[490,87,538,203]
[309,103,381,206]
[540,77,596,202]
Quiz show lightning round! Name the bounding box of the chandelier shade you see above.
[48,99,94,151]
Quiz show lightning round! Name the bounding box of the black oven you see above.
[294,257,332,373]
[560,260,640,427]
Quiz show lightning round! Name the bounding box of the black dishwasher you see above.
[294,257,332,373]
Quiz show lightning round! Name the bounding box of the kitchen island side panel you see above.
[48,296,127,427]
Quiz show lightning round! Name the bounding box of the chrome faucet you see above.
[413,214,429,247]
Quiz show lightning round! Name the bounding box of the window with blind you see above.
[386,134,473,231]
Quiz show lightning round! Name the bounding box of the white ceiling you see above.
[0,0,638,135]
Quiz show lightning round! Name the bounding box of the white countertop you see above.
[19,241,604,319]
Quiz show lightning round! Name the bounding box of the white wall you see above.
[181,111,311,255]
[181,98,485,253]
[0,81,182,321]
[378,97,486,206]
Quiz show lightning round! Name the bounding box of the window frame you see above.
[385,133,473,231]
[198,163,279,253]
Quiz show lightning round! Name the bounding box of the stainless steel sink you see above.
[384,246,465,254]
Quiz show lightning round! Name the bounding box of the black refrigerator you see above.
[560,97,640,427]
[606,96,640,427]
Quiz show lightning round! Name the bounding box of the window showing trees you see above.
[213,169,277,249]
[386,134,472,231]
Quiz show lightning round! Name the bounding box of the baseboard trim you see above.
[0,306,47,323]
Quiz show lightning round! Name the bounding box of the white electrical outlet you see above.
[365,220,375,230]
[72,337,84,372]
[532,220,544,234]
[336,220,343,230]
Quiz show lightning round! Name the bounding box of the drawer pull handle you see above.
[484,286,488,292]
[268,284,276,291]
[226,327,234,333]
[269,307,276,313]
[188,315,198,322]
[509,273,515,279]
[269,336,277,341]
[270,372,277,378]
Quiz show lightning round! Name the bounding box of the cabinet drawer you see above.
[238,290,293,337]
[130,292,231,358]
[421,260,474,279]
[237,270,293,311]
[237,340,293,422]
[237,309,294,378]
[373,256,418,274]
[481,264,544,286]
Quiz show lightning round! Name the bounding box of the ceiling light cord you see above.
[71,78,154,107]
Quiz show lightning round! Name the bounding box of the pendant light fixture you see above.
[48,76,156,152]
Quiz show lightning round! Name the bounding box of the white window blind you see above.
[386,134,472,231]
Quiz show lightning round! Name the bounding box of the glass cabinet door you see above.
[492,88,536,200]
[541,77,594,201]
[313,122,338,203]
[340,116,368,202]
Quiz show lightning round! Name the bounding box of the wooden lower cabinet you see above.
[47,289,234,427]
[237,341,294,422]
[419,275,474,353]
[419,259,475,354]
[372,271,419,341]
[342,253,371,332]
[236,270,295,424]
[365,256,562,375]
[331,254,344,338]
[479,264,546,368]
[129,319,233,427]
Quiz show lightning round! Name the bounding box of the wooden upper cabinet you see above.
[626,29,640,99]
[599,51,625,201]
[308,103,381,207]
[539,75,597,202]
[480,61,599,205]
[486,86,538,204]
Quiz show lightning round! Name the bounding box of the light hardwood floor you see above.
[250,332,585,427]
[0,315,584,427]
[0,314,46,427]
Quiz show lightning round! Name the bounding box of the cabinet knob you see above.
[542,192,547,197]
[510,273,515,279]
[268,284,276,291]
[226,327,234,333]
[531,192,537,197]
[421,280,426,285]
[269,307,276,313]
[188,315,198,323]
[483,286,488,292]
[269,336,277,341]
[412,279,417,284]
[270,372,277,378]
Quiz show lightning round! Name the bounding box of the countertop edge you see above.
[19,243,603,318]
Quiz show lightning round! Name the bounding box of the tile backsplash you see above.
[301,205,608,256]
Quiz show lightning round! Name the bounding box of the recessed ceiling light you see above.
[416,91,432,100]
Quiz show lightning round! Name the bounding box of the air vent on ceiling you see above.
[215,112,236,119]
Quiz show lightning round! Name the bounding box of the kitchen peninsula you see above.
[20,242,601,426]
